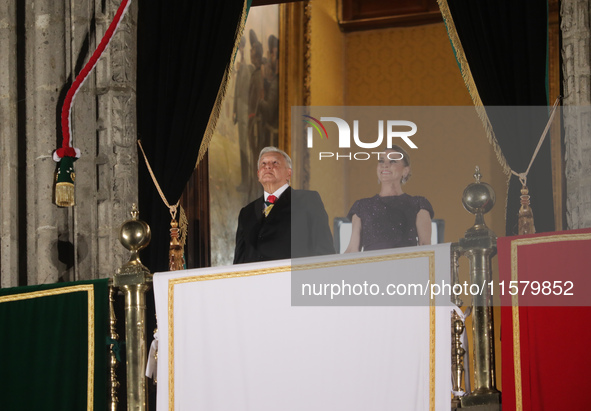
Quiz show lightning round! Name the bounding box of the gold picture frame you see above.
[279,1,311,189]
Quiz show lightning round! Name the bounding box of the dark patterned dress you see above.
[347,194,434,251]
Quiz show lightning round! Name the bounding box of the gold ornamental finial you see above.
[130,203,139,220]
[462,167,496,238]
[473,166,482,183]
[118,204,151,271]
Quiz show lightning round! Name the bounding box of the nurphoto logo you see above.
[303,115,418,160]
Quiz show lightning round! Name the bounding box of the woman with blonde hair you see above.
[345,145,433,253]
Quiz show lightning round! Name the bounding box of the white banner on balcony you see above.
[153,244,453,411]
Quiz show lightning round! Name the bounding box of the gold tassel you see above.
[518,185,535,235]
[54,156,76,207]
[169,219,185,271]
[55,182,75,207]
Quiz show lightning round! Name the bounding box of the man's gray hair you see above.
[258,146,292,169]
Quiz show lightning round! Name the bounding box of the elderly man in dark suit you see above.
[233,147,335,264]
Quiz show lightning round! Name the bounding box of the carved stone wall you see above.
[562,0,591,229]
[86,0,139,280]
[24,0,68,285]
[0,0,138,287]
[0,0,19,287]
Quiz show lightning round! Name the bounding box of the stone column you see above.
[0,0,138,287]
[24,0,67,284]
[56,0,138,282]
[0,0,19,287]
[61,0,138,282]
[65,0,100,282]
[94,0,139,280]
[561,0,591,229]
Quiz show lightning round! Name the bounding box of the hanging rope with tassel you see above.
[138,140,187,271]
[509,97,561,235]
[53,0,132,206]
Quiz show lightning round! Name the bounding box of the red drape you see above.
[499,228,591,411]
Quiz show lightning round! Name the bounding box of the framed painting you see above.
[206,2,310,266]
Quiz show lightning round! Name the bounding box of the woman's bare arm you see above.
[345,214,362,253]
[416,209,432,246]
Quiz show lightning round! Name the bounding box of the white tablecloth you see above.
[153,244,452,411]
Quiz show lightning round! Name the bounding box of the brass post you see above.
[459,168,501,409]
[451,310,466,409]
[113,204,152,411]
[450,244,466,410]
[450,244,463,308]
[108,285,121,411]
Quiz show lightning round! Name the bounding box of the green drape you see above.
[0,279,110,411]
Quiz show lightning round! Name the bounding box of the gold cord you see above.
[137,140,180,219]
[510,97,561,188]
[179,205,188,249]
